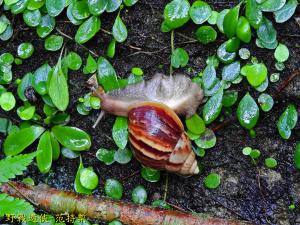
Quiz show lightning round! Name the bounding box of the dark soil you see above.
[1,1,300,225]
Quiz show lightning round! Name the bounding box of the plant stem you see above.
[169,30,174,77]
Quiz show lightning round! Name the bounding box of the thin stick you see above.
[1,182,254,225]
[169,30,174,77]
[163,174,169,201]
[93,111,106,129]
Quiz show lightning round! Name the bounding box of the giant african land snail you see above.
[88,73,204,175]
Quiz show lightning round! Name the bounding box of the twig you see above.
[211,116,236,133]
[121,170,140,182]
[101,28,112,35]
[55,28,99,57]
[169,30,174,77]
[274,70,299,99]
[163,174,169,201]
[177,32,198,42]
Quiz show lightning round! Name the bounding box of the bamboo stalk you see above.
[1,182,254,225]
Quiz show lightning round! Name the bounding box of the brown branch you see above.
[1,182,254,225]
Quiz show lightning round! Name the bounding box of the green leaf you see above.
[195,128,216,149]
[236,16,251,43]
[4,125,45,156]
[222,90,238,107]
[259,0,286,12]
[74,157,92,195]
[258,93,274,112]
[195,25,217,44]
[204,173,220,189]
[50,133,60,160]
[72,0,90,20]
[45,34,64,51]
[222,61,240,81]
[217,42,236,64]
[223,4,240,38]
[0,152,36,183]
[80,168,99,190]
[4,0,18,6]
[67,3,83,25]
[0,92,16,111]
[225,37,240,52]
[10,0,29,14]
[257,17,277,44]
[131,67,143,76]
[66,51,82,70]
[17,42,34,59]
[17,72,33,101]
[185,114,205,135]
[189,0,211,24]
[112,116,128,149]
[241,63,268,87]
[0,194,35,217]
[264,157,277,169]
[163,0,190,30]
[26,0,44,10]
[96,148,116,165]
[17,105,36,120]
[62,147,80,159]
[46,0,65,17]
[141,167,161,182]
[203,88,223,124]
[105,179,123,200]
[152,200,171,209]
[114,148,132,164]
[88,0,107,15]
[23,9,41,27]
[274,0,298,23]
[0,25,13,41]
[237,93,260,129]
[216,9,229,33]
[208,11,219,25]
[245,0,263,29]
[33,63,51,95]
[106,0,122,12]
[83,54,97,74]
[112,15,128,43]
[97,56,119,91]
[52,125,91,151]
[171,47,189,68]
[36,131,52,173]
[123,0,138,7]
[294,142,300,169]
[274,43,289,62]
[132,185,147,204]
[277,104,298,139]
[37,14,56,38]
[107,38,116,59]
[75,16,101,44]
[202,64,217,90]
[0,16,9,35]
[48,58,69,111]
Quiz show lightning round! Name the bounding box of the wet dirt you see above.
[1,0,300,225]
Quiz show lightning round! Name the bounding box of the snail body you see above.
[128,102,199,175]
[88,73,202,175]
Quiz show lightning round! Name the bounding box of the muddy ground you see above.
[1,0,300,225]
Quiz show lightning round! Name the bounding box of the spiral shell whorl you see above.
[128,102,199,176]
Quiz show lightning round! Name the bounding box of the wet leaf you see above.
[225,37,240,52]
[0,25,13,41]
[259,0,286,12]
[66,51,82,70]
[222,61,240,81]
[106,0,122,12]
[112,15,128,43]
[112,116,128,149]
[48,58,69,111]
[132,185,147,204]
[217,42,236,64]
[61,147,80,159]
[67,3,83,25]
[17,105,36,120]
[171,47,189,68]
[141,167,161,182]
[23,9,41,27]
[277,104,298,139]
[96,148,115,165]
[88,0,107,15]
[4,125,45,156]
[236,16,251,43]
[223,4,240,38]
[163,0,190,30]
[203,88,223,124]
[195,128,216,149]
[52,126,91,151]
[46,0,65,17]
[195,25,217,44]
[107,38,116,59]
[216,9,229,33]
[75,157,92,195]
[37,14,56,38]
[237,93,260,129]
[36,131,52,173]
[123,0,138,7]
[246,0,263,29]
[83,54,97,74]
[203,64,217,90]
[97,56,119,91]
[274,0,298,23]
[114,148,132,164]
[222,90,238,107]
[0,92,15,111]
[75,16,101,44]
[72,0,90,20]
[258,93,274,112]
[50,133,60,160]
[189,0,211,24]
[274,43,289,62]
[294,142,300,169]
[105,179,123,200]
[257,17,277,44]
[17,72,33,101]
[80,168,98,190]
[17,42,34,59]
[204,173,220,189]
[241,63,268,87]
[33,63,51,95]
[45,35,64,51]
[185,114,205,135]
[10,0,29,14]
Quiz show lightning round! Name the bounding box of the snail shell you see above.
[128,102,199,176]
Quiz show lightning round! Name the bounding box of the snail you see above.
[88,73,203,175]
